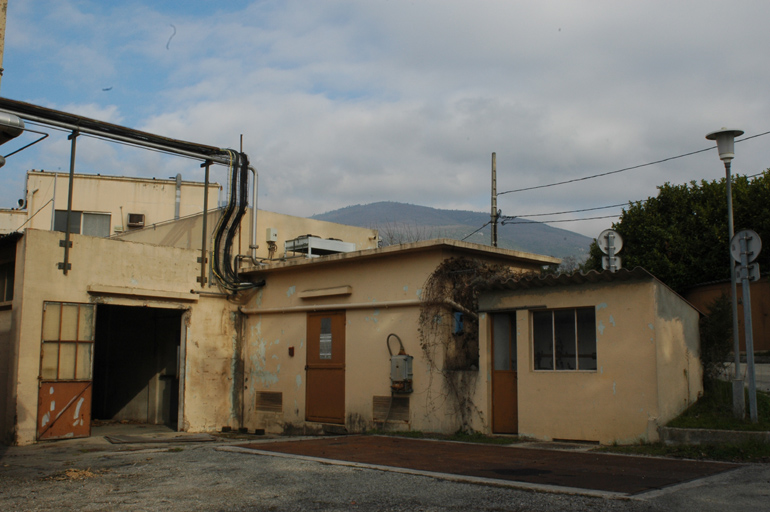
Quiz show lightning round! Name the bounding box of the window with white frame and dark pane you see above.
[532,307,597,371]
[53,210,111,238]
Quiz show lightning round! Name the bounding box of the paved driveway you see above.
[234,435,738,496]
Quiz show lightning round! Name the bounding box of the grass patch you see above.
[597,440,770,463]
[667,379,770,431]
[367,429,521,445]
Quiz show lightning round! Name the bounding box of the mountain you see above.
[311,201,592,260]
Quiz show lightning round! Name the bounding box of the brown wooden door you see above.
[306,311,345,424]
[37,302,96,440]
[492,313,518,433]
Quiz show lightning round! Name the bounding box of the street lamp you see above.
[705,127,744,418]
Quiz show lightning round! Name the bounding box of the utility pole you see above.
[0,0,8,93]
[491,152,498,247]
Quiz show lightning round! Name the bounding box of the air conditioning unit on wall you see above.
[127,213,145,228]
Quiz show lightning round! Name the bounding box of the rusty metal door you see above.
[491,313,518,434]
[37,302,96,440]
[305,311,345,424]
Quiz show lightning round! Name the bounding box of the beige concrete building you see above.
[0,170,222,236]
[0,175,380,445]
[0,225,380,444]
[0,172,703,447]
[479,268,702,444]
[237,240,558,437]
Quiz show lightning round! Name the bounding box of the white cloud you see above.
[2,0,769,238]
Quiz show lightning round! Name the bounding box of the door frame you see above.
[305,310,346,424]
[491,312,518,434]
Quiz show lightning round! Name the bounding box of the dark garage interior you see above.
[92,304,184,429]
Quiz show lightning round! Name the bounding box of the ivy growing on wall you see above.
[418,257,528,433]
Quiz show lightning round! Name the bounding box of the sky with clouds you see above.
[1,0,769,237]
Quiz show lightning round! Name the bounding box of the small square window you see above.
[532,308,596,371]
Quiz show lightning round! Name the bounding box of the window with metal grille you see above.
[40,302,96,381]
[533,307,597,371]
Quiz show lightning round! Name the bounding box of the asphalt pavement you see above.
[0,425,768,511]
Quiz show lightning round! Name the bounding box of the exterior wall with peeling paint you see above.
[241,240,555,436]
[114,209,380,257]
[3,229,237,445]
[478,277,701,445]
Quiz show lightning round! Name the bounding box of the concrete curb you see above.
[659,426,770,445]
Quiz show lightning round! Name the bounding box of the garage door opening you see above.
[92,305,184,429]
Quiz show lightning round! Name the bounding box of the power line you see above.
[501,202,628,220]
[502,214,620,225]
[497,130,770,196]
[461,221,491,241]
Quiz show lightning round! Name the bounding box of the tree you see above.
[584,170,770,293]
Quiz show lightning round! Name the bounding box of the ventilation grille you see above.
[373,396,410,422]
[255,391,283,413]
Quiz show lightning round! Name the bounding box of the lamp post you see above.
[705,127,744,418]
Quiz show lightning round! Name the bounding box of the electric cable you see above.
[460,221,491,241]
[501,202,628,220]
[497,130,770,196]
[502,214,621,225]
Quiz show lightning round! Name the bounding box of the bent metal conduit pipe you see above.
[248,165,259,265]
[0,107,233,166]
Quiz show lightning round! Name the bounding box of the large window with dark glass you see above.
[532,307,596,371]
[54,210,111,237]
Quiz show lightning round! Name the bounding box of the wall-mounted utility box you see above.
[266,227,278,242]
[390,354,414,394]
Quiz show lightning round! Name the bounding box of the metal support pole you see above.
[607,232,616,272]
[199,160,211,287]
[58,130,78,275]
[491,152,498,247]
[738,233,758,423]
[725,161,745,418]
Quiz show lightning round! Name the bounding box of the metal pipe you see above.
[248,165,259,265]
[60,130,78,275]
[174,173,182,220]
[50,173,57,230]
[725,160,745,418]
[200,161,211,288]
[0,107,232,165]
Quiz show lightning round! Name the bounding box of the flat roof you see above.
[241,238,561,276]
[26,169,220,188]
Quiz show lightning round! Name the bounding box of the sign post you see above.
[731,229,761,423]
